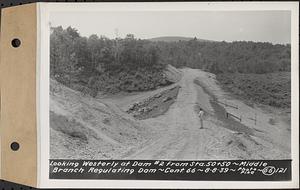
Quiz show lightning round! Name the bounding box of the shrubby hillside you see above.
[155,39,290,74]
[217,72,291,108]
[50,26,169,95]
[154,39,291,108]
[50,26,291,108]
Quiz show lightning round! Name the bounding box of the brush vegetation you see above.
[217,72,291,108]
[50,26,291,108]
[50,27,168,95]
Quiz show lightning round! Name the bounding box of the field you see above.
[216,72,291,108]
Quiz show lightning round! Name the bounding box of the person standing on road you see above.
[198,108,204,129]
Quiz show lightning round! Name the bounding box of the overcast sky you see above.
[50,11,291,44]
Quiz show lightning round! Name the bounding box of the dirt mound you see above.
[164,64,182,83]
[50,79,149,159]
[126,85,181,120]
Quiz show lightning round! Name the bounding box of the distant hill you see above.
[149,36,211,42]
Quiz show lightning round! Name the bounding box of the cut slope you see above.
[50,79,149,159]
[164,64,182,83]
[126,85,181,120]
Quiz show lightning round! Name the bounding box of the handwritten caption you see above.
[49,160,291,180]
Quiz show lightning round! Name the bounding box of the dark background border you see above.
[0,0,298,189]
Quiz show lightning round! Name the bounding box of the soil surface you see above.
[117,68,291,160]
[126,85,181,120]
[51,68,291,160]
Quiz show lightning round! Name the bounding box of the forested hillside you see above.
[50,26,169,95]
[154,39,291,108]
[155,39,290,74]
[50,26,291,105]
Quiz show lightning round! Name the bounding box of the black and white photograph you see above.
[34,2,300,188]
[0,1,298,189]
[49,9,292,161]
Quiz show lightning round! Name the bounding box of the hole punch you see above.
[11,38,21,48]
[10,142,20,151]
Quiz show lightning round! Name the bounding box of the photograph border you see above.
[38,2,299,188]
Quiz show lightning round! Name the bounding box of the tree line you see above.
[155,39,290,74]
[50,26,290,95]
[50,26,167,94]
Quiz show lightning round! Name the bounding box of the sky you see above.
[50,11,291,44]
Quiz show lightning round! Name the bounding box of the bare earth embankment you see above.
[50,67,290,160]
[118,68,290,160]
[50,79,152,159]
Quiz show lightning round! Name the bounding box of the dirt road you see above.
[121,68,290,160]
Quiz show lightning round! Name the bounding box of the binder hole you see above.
[11,38,21,48]
[10,142,20,151]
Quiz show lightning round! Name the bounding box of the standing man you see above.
[198,108,204,129]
